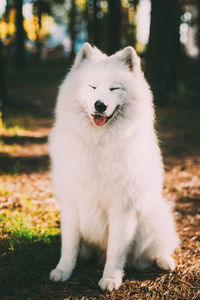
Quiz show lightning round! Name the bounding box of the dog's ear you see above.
[116,46,141,73]
[73,42,93,68]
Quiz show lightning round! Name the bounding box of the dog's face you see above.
[84,72,128,126]
[73,43,141,127]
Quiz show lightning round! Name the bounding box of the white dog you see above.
[48,43,179,291]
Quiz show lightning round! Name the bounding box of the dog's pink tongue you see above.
[93,115,107,126]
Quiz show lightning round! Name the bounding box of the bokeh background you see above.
[1,0,200,107]
[0,1,199,299]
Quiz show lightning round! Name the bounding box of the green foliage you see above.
[0,113,35,134]
[0,195,60,248]
[5,115,35,131]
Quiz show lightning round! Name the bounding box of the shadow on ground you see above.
[0,136,48,145]
[0,153,49,174]
[0,235,171,299]
[0,236,103,298]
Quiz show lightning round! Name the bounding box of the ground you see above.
[0,58,199,299]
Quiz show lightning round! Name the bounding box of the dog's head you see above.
[69,43,150,128]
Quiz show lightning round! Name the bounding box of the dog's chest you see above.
[87,139,129,182]
[78,193,109,249]
[77,142,135,247]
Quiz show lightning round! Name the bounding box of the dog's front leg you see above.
[98,209,136,291]
[50,204,80,282]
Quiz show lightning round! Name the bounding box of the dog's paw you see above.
[156,256,175,271]
[49,268,72,282]
[98,276,122,291]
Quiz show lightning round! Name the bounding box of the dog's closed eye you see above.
[89,85,96,89]
[110,87,120,91]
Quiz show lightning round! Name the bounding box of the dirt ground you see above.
[0,81,199,299]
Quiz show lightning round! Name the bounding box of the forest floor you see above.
[0,58,199,299]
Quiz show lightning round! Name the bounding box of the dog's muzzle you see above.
[92,105,119,126]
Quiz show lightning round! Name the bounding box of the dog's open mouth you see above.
[92,106,119,126]
[93,115,107,126]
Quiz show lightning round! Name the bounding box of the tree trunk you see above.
[126,0,139,48]
[86,0,94,44]
[15,0,26,68]
[93,0,102,49]
[69,0,76,61]
[33,0,43,58]
[196,0,200,58]
[0,41,11,110]
[146,0,181,104]
[108,0,121,54]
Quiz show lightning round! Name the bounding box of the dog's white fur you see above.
[48,43,179,291]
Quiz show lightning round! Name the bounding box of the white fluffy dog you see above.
[48,43,179,291]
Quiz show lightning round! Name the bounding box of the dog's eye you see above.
[89,85,96,89]
[110,87,120,91]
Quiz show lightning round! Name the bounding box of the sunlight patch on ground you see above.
[0,175,59,248]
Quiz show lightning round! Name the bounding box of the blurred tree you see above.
[122,0,139,48]
[133,0,139,8]
[15,0,26,68]
[33,0,43,58]
[146,0,181,103]
[196,0,200,57]
[127,0,138,47]
[32,0,49,58]
[85,0,107,51]
[32,0,64,57]
[69,0,76,60]
[0,40,11,110]
[86,0,94,44]
[108,0,121,54]
[4,0,11,22]
[93,0,103,49]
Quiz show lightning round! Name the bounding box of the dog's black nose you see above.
[94,101,107,113]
